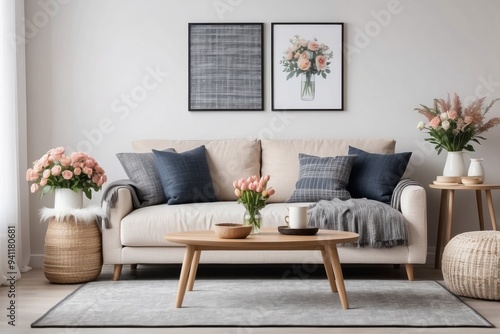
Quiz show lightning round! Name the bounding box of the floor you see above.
[1,263,499,334]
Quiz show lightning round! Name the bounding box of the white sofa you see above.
[102,138,427,281]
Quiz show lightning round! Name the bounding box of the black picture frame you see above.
[188,23,264,111]
[271,22,344,111]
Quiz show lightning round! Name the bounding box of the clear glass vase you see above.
[243,210,261,234]
[301,72,315,101]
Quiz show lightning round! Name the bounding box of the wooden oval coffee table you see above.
[165,227,359,309]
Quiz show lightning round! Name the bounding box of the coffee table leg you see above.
[321,248,337,292]
[175,244,195,308]
[327,244,349,309]
[187,250,201,291]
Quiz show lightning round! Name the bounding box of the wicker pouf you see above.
[44,217,102,284]
[442,231,500,300]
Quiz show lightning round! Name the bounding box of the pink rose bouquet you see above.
[280,35,333,80]
[233,175,275,230]
[280,35,333,101]
[415,93,500,154]
[26,147,107,199]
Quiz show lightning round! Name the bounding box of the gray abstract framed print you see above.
[189,23,264,111]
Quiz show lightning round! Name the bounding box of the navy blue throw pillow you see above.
[152,146,217,205]
[347,146,412,203]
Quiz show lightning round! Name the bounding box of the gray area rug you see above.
[31,279,492,328]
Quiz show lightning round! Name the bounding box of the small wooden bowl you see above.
[461,176,483,185]
[213,223,252,239]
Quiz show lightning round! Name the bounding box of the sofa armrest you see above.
[400,185,427,263]
[102,187,134,265]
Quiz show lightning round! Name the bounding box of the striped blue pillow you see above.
[287,154,356,203]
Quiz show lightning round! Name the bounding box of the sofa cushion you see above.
[133,138,261,201]
[116,149,174,206]
[152,146,217,204]
[121,202,292,247]
[347,146,412,203]
[261,139,396,202]
[287,154,356,202]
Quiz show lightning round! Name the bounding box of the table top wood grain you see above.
[165,227,359,250]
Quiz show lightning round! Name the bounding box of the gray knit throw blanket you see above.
[308,198,408,248]
[101,179,144,228]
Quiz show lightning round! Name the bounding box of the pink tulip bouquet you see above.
[26,147,107,199]
[233,175,275,230]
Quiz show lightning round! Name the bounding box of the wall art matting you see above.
[188,23,264,111]
[271,22,344,111]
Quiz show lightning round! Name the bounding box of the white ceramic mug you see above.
[285,206,308,229]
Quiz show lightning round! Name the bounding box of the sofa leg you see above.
[405,264,414,281]
[113,264,123,281]
[130,264,137,270]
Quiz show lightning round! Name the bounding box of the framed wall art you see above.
[271,23,344,111]
[188,23,264,111]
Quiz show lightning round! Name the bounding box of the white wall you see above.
[24,0,500,266]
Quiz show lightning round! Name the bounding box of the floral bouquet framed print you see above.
[271,23,344,111]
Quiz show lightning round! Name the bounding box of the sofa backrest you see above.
[131,137,396,204]
[261,138,396,203]
[132,138,261,201]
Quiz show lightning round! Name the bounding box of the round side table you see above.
[429,183,500,269]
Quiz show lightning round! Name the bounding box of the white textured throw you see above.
[40,206,107,225]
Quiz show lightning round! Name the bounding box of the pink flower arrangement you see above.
[415,93,500,154]
[280,35,333,80]
[233,175,275,229]
[280,35,333,100]
[26,147,107,199]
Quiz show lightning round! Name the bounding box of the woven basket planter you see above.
[44,217,102,284]
[442,231,500,300]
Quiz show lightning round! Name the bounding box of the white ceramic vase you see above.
[468,158,485,182]
[443,151,466,177]
[54,188,83,210]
